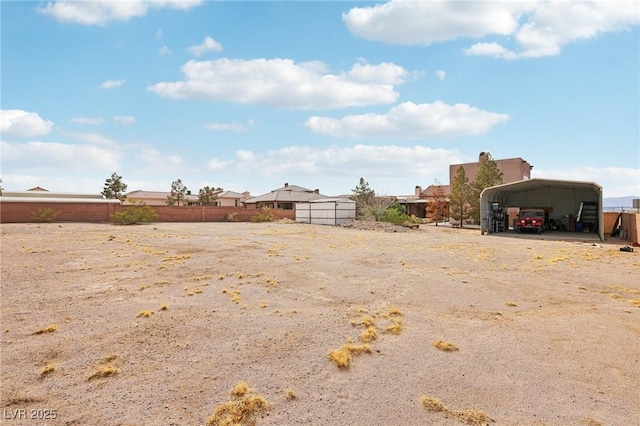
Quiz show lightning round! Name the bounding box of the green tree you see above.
[426,178,448,225]
[102,173,128,201]
[449,166,472,227]
[350,177,375,219]
[0,178,4,195]
[198,186,222,206]
[469,153,503,223]
[166,179,188,206]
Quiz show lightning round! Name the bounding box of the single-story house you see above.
[244,183,328,210]
[124,190,202,206]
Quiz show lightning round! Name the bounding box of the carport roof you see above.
[481,178,602,199]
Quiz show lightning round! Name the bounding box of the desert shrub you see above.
[379,204,419,226]
[31,208,60,223]
[110,204,158,225]
[250,206,274,223]
[222,212,238,222]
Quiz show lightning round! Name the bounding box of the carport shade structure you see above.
[480,178,604,241]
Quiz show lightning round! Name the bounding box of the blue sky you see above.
[1,0,639,198]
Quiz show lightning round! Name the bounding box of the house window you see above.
[235,199,238,207]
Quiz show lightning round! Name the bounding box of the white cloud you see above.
[464,42,519,60]
[188,36,223,56]
[38,0,202,26]
[114,115,136,125]
[343,1,527,45]
[98,79,125,89]
[158,45,172,56]
[70,117,104,125]
[344,0,640,59]
[208,144,462,180]
[435,70,446,81]
[204,120,253,132]
[0,109,54,138]
[155,29,164,39]
[0,173,104,193]
[66,131,119,146]
[148,59,406,109]
[135,147,183,168]
[346,62,409,85]
[535,167,640,198]
[0,140,120,171]
[305,101,508,139]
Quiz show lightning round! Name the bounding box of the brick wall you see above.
[0,202,117,223]
[0,202,295,223]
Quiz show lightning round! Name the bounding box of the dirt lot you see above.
[1,221,639,426]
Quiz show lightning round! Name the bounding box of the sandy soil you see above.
[1,221,639,426]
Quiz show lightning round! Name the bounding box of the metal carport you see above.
[480,178,603,241]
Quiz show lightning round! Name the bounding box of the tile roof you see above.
[244,183,328,203]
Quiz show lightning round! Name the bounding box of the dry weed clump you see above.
[420,396,494,425]
[505,302,518,307]
[285,388,297,400]
[222,288,242,304]
[32,324,58,335]
[136,310,154,318]
[433,340,459,352]
[88,355,120,381]
[359,326,377,343]
[327,343,372,368]
[40,364,56,377]
[580,417,604,426]
[206,381,270,426]
[350,315,375,327]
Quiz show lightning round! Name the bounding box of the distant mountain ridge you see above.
[603,196,639,208]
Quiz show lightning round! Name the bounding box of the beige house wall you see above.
[449,154,532,186]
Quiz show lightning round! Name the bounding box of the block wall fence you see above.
[0,202,295,224]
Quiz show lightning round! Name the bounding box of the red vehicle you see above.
[516,209,545,234]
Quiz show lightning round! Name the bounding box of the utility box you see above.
[295,198,356,226]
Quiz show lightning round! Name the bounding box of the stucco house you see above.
[403,184,450,219]
[449,152,532,186]
[123,190,202,206]
[217,190,251,207]
[243,183,328,210]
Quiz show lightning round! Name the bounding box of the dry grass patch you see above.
[32,324,58,335]
[40,364,56,377]
[385,321,402,334]
[433,340,459,352]
[285,388,297,400]
[421,396,494,425]
[206,381,270,426]
[580,417,604,426]
[387,306,403,316]
[222,288,242,304]
[359,326,377,343]
[327,343,372,368]
[136,310,154,318]
[350,315,375,327]
[505,302,517,307]
[88,355,120,381]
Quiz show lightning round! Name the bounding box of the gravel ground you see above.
[1,221,639,426]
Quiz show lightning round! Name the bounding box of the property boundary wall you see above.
[603,212,639,244]
[0,202,295,223]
